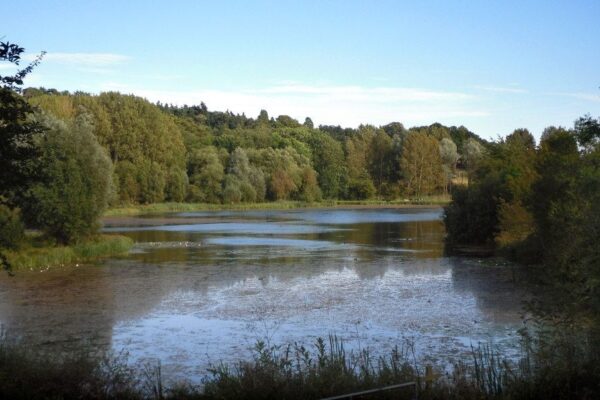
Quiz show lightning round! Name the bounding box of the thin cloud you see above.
[549,92,600,103]
[24,52,131,67]
[258,84,473,102]
[99,82,488,128]
[474,85,528,94]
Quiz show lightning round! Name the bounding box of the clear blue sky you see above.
[3,0,599,139]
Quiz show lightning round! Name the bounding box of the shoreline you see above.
[3,234,134,272]
[104,199,448,218]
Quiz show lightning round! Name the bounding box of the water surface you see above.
[0,207,530,382]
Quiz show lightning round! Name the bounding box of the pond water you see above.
[0,207,531,382]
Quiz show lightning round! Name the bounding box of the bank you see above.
[104,196,450,217]
[2,234,134,272]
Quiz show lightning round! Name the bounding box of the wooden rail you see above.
[319,381,417,400]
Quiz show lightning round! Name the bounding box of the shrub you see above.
[0,204,24,249]
[26,113,114,244]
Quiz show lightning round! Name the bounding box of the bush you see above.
[0,204,24,249]
[26,113,114,244]
[346,177,376,200]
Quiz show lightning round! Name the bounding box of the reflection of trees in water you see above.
[0,267,116,355]
[449,257,530,323]
[0,215,462,358]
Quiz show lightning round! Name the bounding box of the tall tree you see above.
[400,132,443,196]
[0,41,45,204]
[26,113,114,244]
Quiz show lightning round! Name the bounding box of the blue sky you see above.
[3,0,599,139]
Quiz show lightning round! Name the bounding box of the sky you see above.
[2,0,599,139]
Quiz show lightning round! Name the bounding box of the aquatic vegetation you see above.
[3,234,133,271]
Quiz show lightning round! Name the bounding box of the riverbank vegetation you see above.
[2,234,133,272]
[444,116,600,322]
[104,197,449,217]
[2,38,600,398]
[22,91,482,206]
[444,114,600,399]
[0,39,480,269]
[1,331,598,400]
[0,41,130,271]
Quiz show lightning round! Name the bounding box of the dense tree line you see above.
[2,40,488,252]
[444,116,600,320]
[22,88,486,209]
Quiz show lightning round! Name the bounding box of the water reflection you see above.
[0,207,530,381]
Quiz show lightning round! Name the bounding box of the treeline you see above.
[24,87,486,207]
[444,116,600,320]
[3,40,489,253]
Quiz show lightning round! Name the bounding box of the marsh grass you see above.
[201,336,419,400]
[0,330,598,399]
[3,234,133,271]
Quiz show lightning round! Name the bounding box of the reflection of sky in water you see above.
[105,222,345,234]
[113,267,525,383]
[177,208,443,225]
[204,236,355,249]
[1,208,530,384]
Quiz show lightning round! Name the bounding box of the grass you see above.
[3,234,134,271]
[1,329,598,400]
[105,197,450,217]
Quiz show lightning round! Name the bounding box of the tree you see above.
[439,138,459,168]
[439,138,459,194]
[308,132,345,199]
[303,117,314,129]
[345,127,376,199]
[0,41,44,271]
[225,147,266,202]
[0,41,45,204]
[462,138,485,173]
[187,147,224,203]
[257,109,270,125]
[400,132,443,196]
[26,113,114,244]
[368,131,394,194]
[574,114,600,152]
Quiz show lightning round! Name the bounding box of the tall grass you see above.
[201,336,418,399]
[3,234,133,271]
[0,330,598,399]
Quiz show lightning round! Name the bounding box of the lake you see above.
[0,207,530,382]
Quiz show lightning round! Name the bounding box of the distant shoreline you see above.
[103,200,447,219]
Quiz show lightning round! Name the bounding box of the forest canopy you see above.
[23,88,486,208]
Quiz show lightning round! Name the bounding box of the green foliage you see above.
[368,130,394,193]
[4,235,133,271]
[165,167,188,202]
[574,114,600,151]
[346,175,377,200]
[445,117,600,321]
[30,92,187,205]
[308,132,346,198]
[462,138,485,172]
[26,90,482,210]
[137,160,166,204]
[0,42,45,204]
[25,113,114,244]
[227,147,266,202]
[187,146,224,203]
[445,129,538,247]
[444,185,499,246]
[0,205,24,249]
[400,132,444,196]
